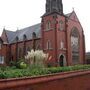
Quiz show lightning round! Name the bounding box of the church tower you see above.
[41,0,67,66]
[46,0,63,15]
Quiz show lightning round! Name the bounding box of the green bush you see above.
[16,59,27,69]
[19,62,27,69]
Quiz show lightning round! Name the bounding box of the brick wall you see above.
[0,70,90,90]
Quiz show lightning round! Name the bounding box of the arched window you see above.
[32,32,36,39]
[47,40,52,49]
[46,21,51,30]
[60,41,64,49]
[15,36,19,42]
[52,0,57,11]
[59,20,64,31]
[71,27,79,64]
[23,34,27,40]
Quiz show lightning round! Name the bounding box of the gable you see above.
[1,30,8,43]
[69,11,80,22]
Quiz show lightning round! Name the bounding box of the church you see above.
[0,0,85,66]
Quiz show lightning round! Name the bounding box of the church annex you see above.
[0,0,85,66]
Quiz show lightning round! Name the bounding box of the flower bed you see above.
[0,64,90,79]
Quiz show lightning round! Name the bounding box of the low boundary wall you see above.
[0,70,90,90]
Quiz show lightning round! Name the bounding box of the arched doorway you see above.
[59,54,66,67]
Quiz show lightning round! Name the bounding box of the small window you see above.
[0,56,4,64]
[32,32,36,39]
[47,40,52,49]
[23,34,27,40]
[46,21,51,30]
[59,20,64,31]
[60,41,64,49]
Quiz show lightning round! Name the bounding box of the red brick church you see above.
[0,0,85,66]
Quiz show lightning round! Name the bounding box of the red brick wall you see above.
[0,70,90,90]
[67,12,85,65]
[10,39,41,62]
[41,12,85,66]
[41,14,58,63]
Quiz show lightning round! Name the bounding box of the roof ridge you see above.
[65,11,73,17]
[5,29,15,33]
[18,23,41,32]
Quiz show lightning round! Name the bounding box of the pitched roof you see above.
[5,23,41,44]
[4,12,72,44]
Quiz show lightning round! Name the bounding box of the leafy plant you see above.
[0,64,90,79]
[16,59,27,69]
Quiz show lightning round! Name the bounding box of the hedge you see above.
[0,65,90,79]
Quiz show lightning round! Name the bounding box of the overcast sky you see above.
[0,0,90,52]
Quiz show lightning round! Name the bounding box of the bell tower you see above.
[41,0,66,66]
[46,0,63,15]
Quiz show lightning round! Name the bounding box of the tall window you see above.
[71,27,79,64]
[18,47,22,58]
[52,0,57,11]
[60,41,64,49]
[47,40,52,49]
[0,56,4,64]
[59,20,64,31]
[46,21,51,30]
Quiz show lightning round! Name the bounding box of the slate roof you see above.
[5,23,41,44]
[4,12,72,44]
[5,30,16,43]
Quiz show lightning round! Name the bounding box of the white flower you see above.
[25,49,50,66]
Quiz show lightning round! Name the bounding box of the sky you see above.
[0,0,90,52]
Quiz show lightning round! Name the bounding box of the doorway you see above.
[59,55,64,67]
[59,54,66,67]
